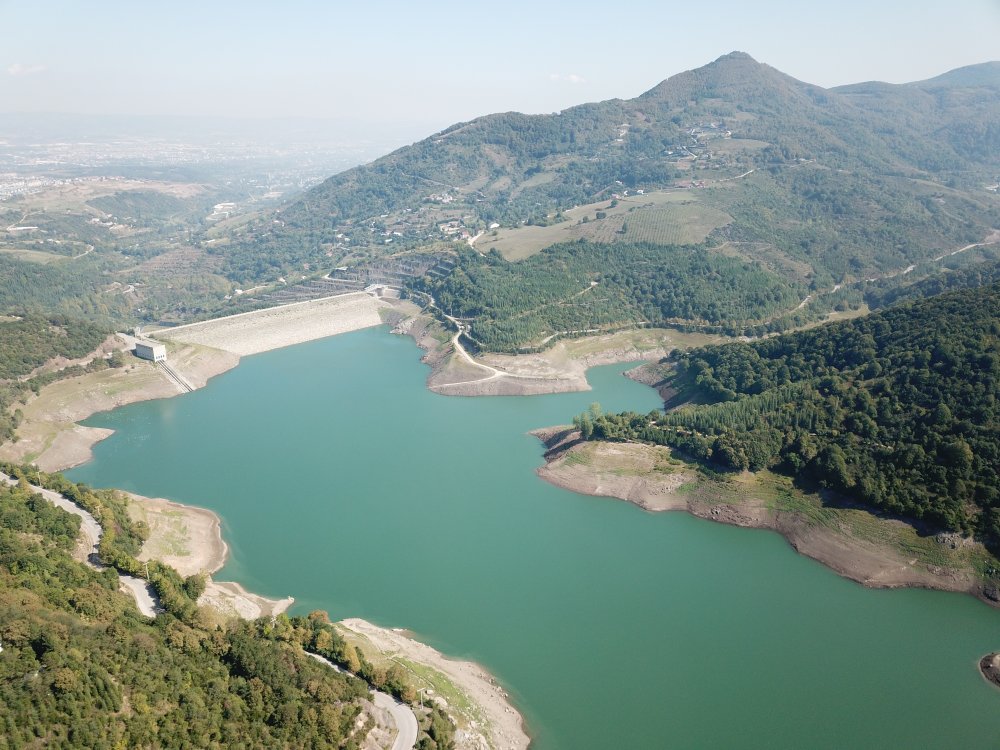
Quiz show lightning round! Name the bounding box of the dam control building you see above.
[134,340,167,363]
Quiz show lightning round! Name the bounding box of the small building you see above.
[134,340,166,363]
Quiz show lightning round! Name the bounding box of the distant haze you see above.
[2,0,999,144]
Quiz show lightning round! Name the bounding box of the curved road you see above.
[305,652,418,750]
[423,294,553,390]
[0,471,160,617]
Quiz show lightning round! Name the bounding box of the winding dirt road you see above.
[305,652,418,750]
[427,295,554,390]
[0,471,160,617]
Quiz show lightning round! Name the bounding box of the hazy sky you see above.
[2,0,999,133]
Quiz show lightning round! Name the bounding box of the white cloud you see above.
[7,63,47,77]
[548,73,586,84]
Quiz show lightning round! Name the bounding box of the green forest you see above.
[0,316,117,444]
[415,242,803,351]
[0,257,133,321]
[0,468,456,750]
[0,316,110,381]
[579,283,1000,549]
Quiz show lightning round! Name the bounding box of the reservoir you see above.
[69,327,1000,749]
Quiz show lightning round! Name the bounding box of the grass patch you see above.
[395,658,481,721]
[475,190,725,261]
[617,201,732,245]
[562,449,592,467]
[840,508,959,569]
[0,246,68,264]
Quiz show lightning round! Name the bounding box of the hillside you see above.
[0,475,374,748]
[0,467,461,749]
[218,52,1000,303]
[416,241,803,352]
[4,53,997,344]
[0,316,116,443]
[582,282,1000,550]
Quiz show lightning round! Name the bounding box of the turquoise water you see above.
[69,327,1000,749]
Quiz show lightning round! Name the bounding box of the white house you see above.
[134,341,166,362]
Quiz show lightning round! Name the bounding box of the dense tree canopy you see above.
[416,242,802,351]
[583,283,1000,548]
[0,315,109,381]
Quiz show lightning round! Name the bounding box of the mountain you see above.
[216,53,1000,343]
[908,61,1000,90]
[834,59,1000,165]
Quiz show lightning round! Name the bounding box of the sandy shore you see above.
[126,492,229,576]
[123,489,294,619]
[201,579,294,620]
[157,292,390,355]
[533,428,994,603]
[403,315,720,397]
[337,618,530,750]
[126,486,526,747]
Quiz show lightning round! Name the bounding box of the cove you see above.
[69,326,1000,749]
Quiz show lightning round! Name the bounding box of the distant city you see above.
[0,112,430,203]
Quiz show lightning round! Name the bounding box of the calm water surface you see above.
[69,327,1000,749]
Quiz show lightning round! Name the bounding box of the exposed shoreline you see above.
[0,340,240,471]
[123,486,527,749]
[3,296,536,748]
[337,619,530,750]
[125,489,294,619]
[980,653,1000,689]
[532,426,999,606]
[402,312,720,397]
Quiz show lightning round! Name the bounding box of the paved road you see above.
[0,471,160,617]
[305,652,418,750]
[118,575,160,617]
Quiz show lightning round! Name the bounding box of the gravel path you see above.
[0,471,161,617]
[305,652,418,750]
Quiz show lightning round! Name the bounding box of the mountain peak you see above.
[713,50,758,64]
[637,51,801,105]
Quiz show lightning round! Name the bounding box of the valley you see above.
[3,46,1000,750]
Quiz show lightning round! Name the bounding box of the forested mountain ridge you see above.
[416,241,804,352]
[581,282,1000,550]
[218,52,1000,287]
[907,60,1000,89]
